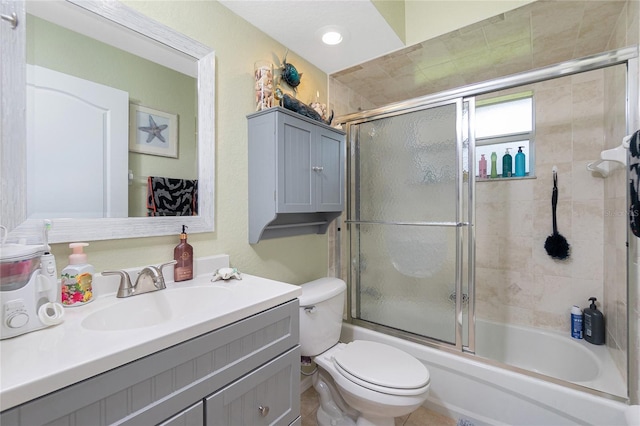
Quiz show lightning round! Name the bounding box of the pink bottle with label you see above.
[479,154,487,179]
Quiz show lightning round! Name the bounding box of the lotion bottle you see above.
[61,243,94,306]
[515,146,526,177]
[479,154,487,179]
[174,225,193,282]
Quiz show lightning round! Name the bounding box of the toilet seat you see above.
[331,340,430,396]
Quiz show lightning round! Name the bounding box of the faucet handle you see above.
[154,260,177,289]
[102,270,133,298]
[158,260,177,274]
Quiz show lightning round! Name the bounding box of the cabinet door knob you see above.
[312,166,324,172]
[258,405,270,417]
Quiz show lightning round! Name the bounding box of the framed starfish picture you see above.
[129,104,178,158]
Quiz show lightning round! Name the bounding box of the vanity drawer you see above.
[158,401,203,426]
[1,300,299,426]
[206,346,300,426]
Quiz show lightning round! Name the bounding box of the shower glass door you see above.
[348,99,472,347]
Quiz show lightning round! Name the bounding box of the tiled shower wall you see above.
[474,69,623,337]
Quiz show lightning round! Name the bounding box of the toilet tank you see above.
[298,277,346,357]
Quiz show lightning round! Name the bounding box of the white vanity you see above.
[0,255,302,426]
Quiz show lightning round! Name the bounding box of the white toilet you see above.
[299,278,431,426]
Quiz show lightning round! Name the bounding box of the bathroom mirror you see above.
[4,0,215,243]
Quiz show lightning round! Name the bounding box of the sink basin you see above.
[81,286,232,331]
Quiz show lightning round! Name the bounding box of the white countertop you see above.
[0,255,301,411]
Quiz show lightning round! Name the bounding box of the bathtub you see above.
[340,323,631,426]
[475,319,627,398]
[358,298,627,397]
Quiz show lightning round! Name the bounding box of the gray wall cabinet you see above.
[248,107,346,243]
[1,300,300,426]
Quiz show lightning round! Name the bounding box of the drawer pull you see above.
[258,405,270,417]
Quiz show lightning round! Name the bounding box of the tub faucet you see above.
[103,261,176,298]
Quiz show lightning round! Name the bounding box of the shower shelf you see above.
[476,175,536,182]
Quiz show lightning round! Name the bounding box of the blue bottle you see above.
[571,305,583,339]
[502,148,512,178]
[515,146,525,177]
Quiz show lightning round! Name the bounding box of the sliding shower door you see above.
[348,99,473,348]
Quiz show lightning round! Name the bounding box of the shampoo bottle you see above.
[174,225,193,282]
[502,148,512,178]
[570,305,583,339]
[584,297,605,345]
[490,152,498,178]
[515,146,526,177]
[479,154,487,179]
[61,242,94,306]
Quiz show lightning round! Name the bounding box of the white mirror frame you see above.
[4,0,215,243]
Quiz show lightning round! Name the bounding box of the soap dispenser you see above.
[490,152,498,178]
[515,146,526,177]
[61,242,94,306]
[583,297,605,345]
[174,225,193,282]
[502,148,512,178]
[479,154,487,179]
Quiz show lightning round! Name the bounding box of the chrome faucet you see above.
[103,261,176,298]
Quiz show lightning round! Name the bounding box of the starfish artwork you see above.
[139,114,168,143]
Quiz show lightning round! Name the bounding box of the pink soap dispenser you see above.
[61,242,94,306]
[479,154,487,179]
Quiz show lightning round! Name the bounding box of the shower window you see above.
[475,92,534,179]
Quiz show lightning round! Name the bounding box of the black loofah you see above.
[545,169,570,260]
[544,232,570,260]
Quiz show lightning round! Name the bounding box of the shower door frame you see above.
[345,97,474,352]
[339,46,639,399]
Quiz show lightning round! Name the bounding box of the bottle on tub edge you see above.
[570,305,583,339]
[583,297,605,345]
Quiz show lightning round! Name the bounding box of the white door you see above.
[26,65,129,218]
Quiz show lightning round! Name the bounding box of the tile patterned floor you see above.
[301,386,457,426]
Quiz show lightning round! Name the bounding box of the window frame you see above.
[474,91,535,178]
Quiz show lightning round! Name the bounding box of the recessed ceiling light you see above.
[322,31,343,45]
[317,25,348,46]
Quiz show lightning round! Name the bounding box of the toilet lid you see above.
[332,341,430,390]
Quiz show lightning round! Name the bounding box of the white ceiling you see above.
[218,0,405,74]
